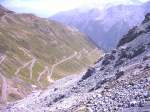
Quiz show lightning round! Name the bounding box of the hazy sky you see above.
[1,0,150,17]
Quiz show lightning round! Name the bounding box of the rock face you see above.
[51,1,150,51]
[2,12,150,112]
[0,6,101,105]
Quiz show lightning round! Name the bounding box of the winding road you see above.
[29,58,36,80]
[15,48,36,80]
[37,66,49,82]
[16,47,96,83]
[37,52,77,82]
[49,52,77,78]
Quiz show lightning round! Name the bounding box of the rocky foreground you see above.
[2,13,150,112]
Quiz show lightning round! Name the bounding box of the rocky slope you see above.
[51,1,150,51]
[2,12,150,112]
[0,5,101,105]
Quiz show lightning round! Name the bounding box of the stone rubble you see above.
[2,13,150,112]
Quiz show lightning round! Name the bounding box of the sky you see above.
[0,0,150,17]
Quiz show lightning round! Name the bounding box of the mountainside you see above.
[3,12,150,112]
[0,5,101,105]
[51,1,150,51]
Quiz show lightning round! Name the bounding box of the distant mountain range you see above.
[51,1,150,51]
[0,5,101,104]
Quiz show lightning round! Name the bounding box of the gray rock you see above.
[2,12,150,112]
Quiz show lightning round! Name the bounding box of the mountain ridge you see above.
[51,1,150,51]
[3,10,150,112]
[0,5,101,105]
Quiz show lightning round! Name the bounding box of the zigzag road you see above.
[49,52,77,79]
[37,52,77,83]
[15,48,37,80]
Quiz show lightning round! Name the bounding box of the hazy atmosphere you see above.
[0,0,150,111]
[1,0,150,17]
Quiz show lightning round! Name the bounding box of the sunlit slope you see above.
[0,9,101,103]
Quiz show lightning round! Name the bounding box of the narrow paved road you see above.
[15,60,32,76]
[18,48,79,83]
[15,58,36,79]
[18,47,33,58]
[29,58,36,80]
[49,52,77,78]
[37,52,77,83]
[16,47,36,80]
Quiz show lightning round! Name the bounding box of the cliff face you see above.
[0,5,101,106]
[2,11,150,112]
[117,12,150,47]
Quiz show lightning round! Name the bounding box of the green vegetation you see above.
[0,13,102,102]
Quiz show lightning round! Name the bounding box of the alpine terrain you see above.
[2,11,150,112]
[0,5,101,106]
[51,1,150,51]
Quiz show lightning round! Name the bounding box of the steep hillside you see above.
[0,5,101,105]
[51,1,150,51]
[4,12,150,112]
